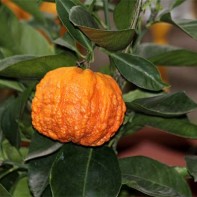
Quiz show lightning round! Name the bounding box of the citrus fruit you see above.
[31,67,126,146]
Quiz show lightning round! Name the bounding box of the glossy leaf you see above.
[185,155,197,182]
[50,143,121,197]
[28,152,58,197]
[119,156,192,197]
[160,12,197,40]
[13,0,45,23]
[0,184,12,197]
[110,52,168,91]
[136,43,197,66]
[56,0,93,51]
[127,92,197,117]
[0,6,54,56]
[131,113,197,139]
[0,54,76,79]
[70,6,135,51]
[25,132,62,161]
[114,0,139,29]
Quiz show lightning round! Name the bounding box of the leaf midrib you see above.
[82,148,93,197]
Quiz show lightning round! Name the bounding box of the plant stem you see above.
[102,0,111,29]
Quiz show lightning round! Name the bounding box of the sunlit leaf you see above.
[50,143,121,197]
[70,6,135,51]
[119,156,192,197]
[110,52,168,91]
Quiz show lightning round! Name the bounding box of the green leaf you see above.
[185,155,197,182]
[131,113,197,139]
[12,0,45,23]
[160,12,197,40]
[123,89,161,103]
[0,6,54,56]
[170,0,186,9]
[110,52,168,91]
[127,92,197,117]
[50,143,121,197]
[70,6,135,51]
[136,43,197,66]
[54,33,82,57]
[28,152,58,197]
[0,79,24,92]
[12,177,32,197]
[25,132,62,161]
[114,0,139,29]
[119,156,192,197]
[1,85,34,148]
[0,54,76,79]
[1,98,21,148]
[56,0,93,51]
[0,184,12,197]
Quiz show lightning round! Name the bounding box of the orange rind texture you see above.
[32,67,126,146]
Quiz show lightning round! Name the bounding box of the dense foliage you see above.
[0,0,197,196]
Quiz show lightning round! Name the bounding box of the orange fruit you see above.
[31,67,126,146]
[2,0,30,20]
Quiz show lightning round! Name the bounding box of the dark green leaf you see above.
[54,33,82,56]
[136,43,197,66]
[0,6,54,56]
[1,98,21,148]
[1,84,34,148]
[12,0,45,23]
[160,12,197,40]
[131,113,197,139]
[0,79,24,92]
[0,170,20,192]
[70,6,135,51]
[0,54,76,79]
[0,184,12,197]
[50,143,121,197]
[119,156,192,197]
[28,152,58,197]
[56,0,93,51]
[127,92,197,117]
[111,52,168,91]
[114,0,139,29]
[25,132,62,161]
[185,155,197,182]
